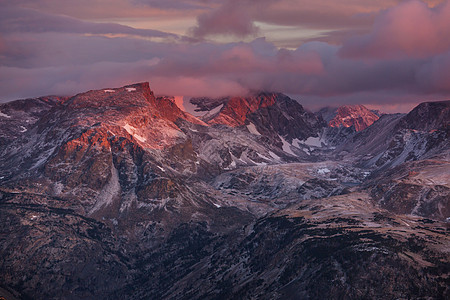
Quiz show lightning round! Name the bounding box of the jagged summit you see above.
[190,92,325,142]
[203,92,284,126]
[317,104,379,131]
[61,82,205,128]
[190,91,282,125]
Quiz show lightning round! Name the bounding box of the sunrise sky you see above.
[1,0,449,111]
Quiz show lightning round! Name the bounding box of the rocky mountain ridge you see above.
[317,104,380,131]
[0,83,448,300]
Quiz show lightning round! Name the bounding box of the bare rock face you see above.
[191,92,326,143]
[0,83,449,299]
[324,105,380,131]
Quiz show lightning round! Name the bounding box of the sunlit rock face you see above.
[191,92,326,141]
[318,104,380,131]
[0,83,448,300]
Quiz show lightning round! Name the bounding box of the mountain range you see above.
[0,82,449,299]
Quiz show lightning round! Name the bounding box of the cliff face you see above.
[325,105,380,131]
[191,92,326,141]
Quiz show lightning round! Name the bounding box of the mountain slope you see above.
[0,83,448,300]
[336,100,450,169]
[0,96,67,147]
[127,193,450,299]
[368,160,450,221]
[0,83,327,247]
[397,100,450,131]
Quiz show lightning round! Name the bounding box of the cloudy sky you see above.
[1,0,449,111]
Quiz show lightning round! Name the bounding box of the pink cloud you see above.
[1,0,450,112]
[148,76,248,98]
[1,0,195,19]
[190,0,260,38]
[416,52,450,92]
[340,0,450,59]
[0,6,181,40]
[189,0,418,40]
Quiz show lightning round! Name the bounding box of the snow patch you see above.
[185,102,224,118]
[269,151,281,161]
[0,110,11,118]
[317,167,331,175]
[182,99,208,117]
[292,138,311,155]
[19,126,27,133]
[247,123,261,135]
[280,136,296,156]
[257,153,271,161]
[123,123,147,143]
[90,164,121,214]
[224,153,239,170]
[133,134,147,143]
[104,89,115,93]
[119,192,137,213]
[304,136,323,147]
[214,203,221,208]
[52,182,64,195]
[202,104,224,119]
[126,87,136,92]
[157,166,165,172]
[400,220,411,227]
[31,146,57,169]
[30,215,38,220]
[250,159,268,166]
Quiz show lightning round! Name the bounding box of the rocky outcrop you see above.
[191,92,326,143]
[319,105,380,131]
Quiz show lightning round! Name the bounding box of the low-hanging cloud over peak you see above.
[0,0,449,111]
